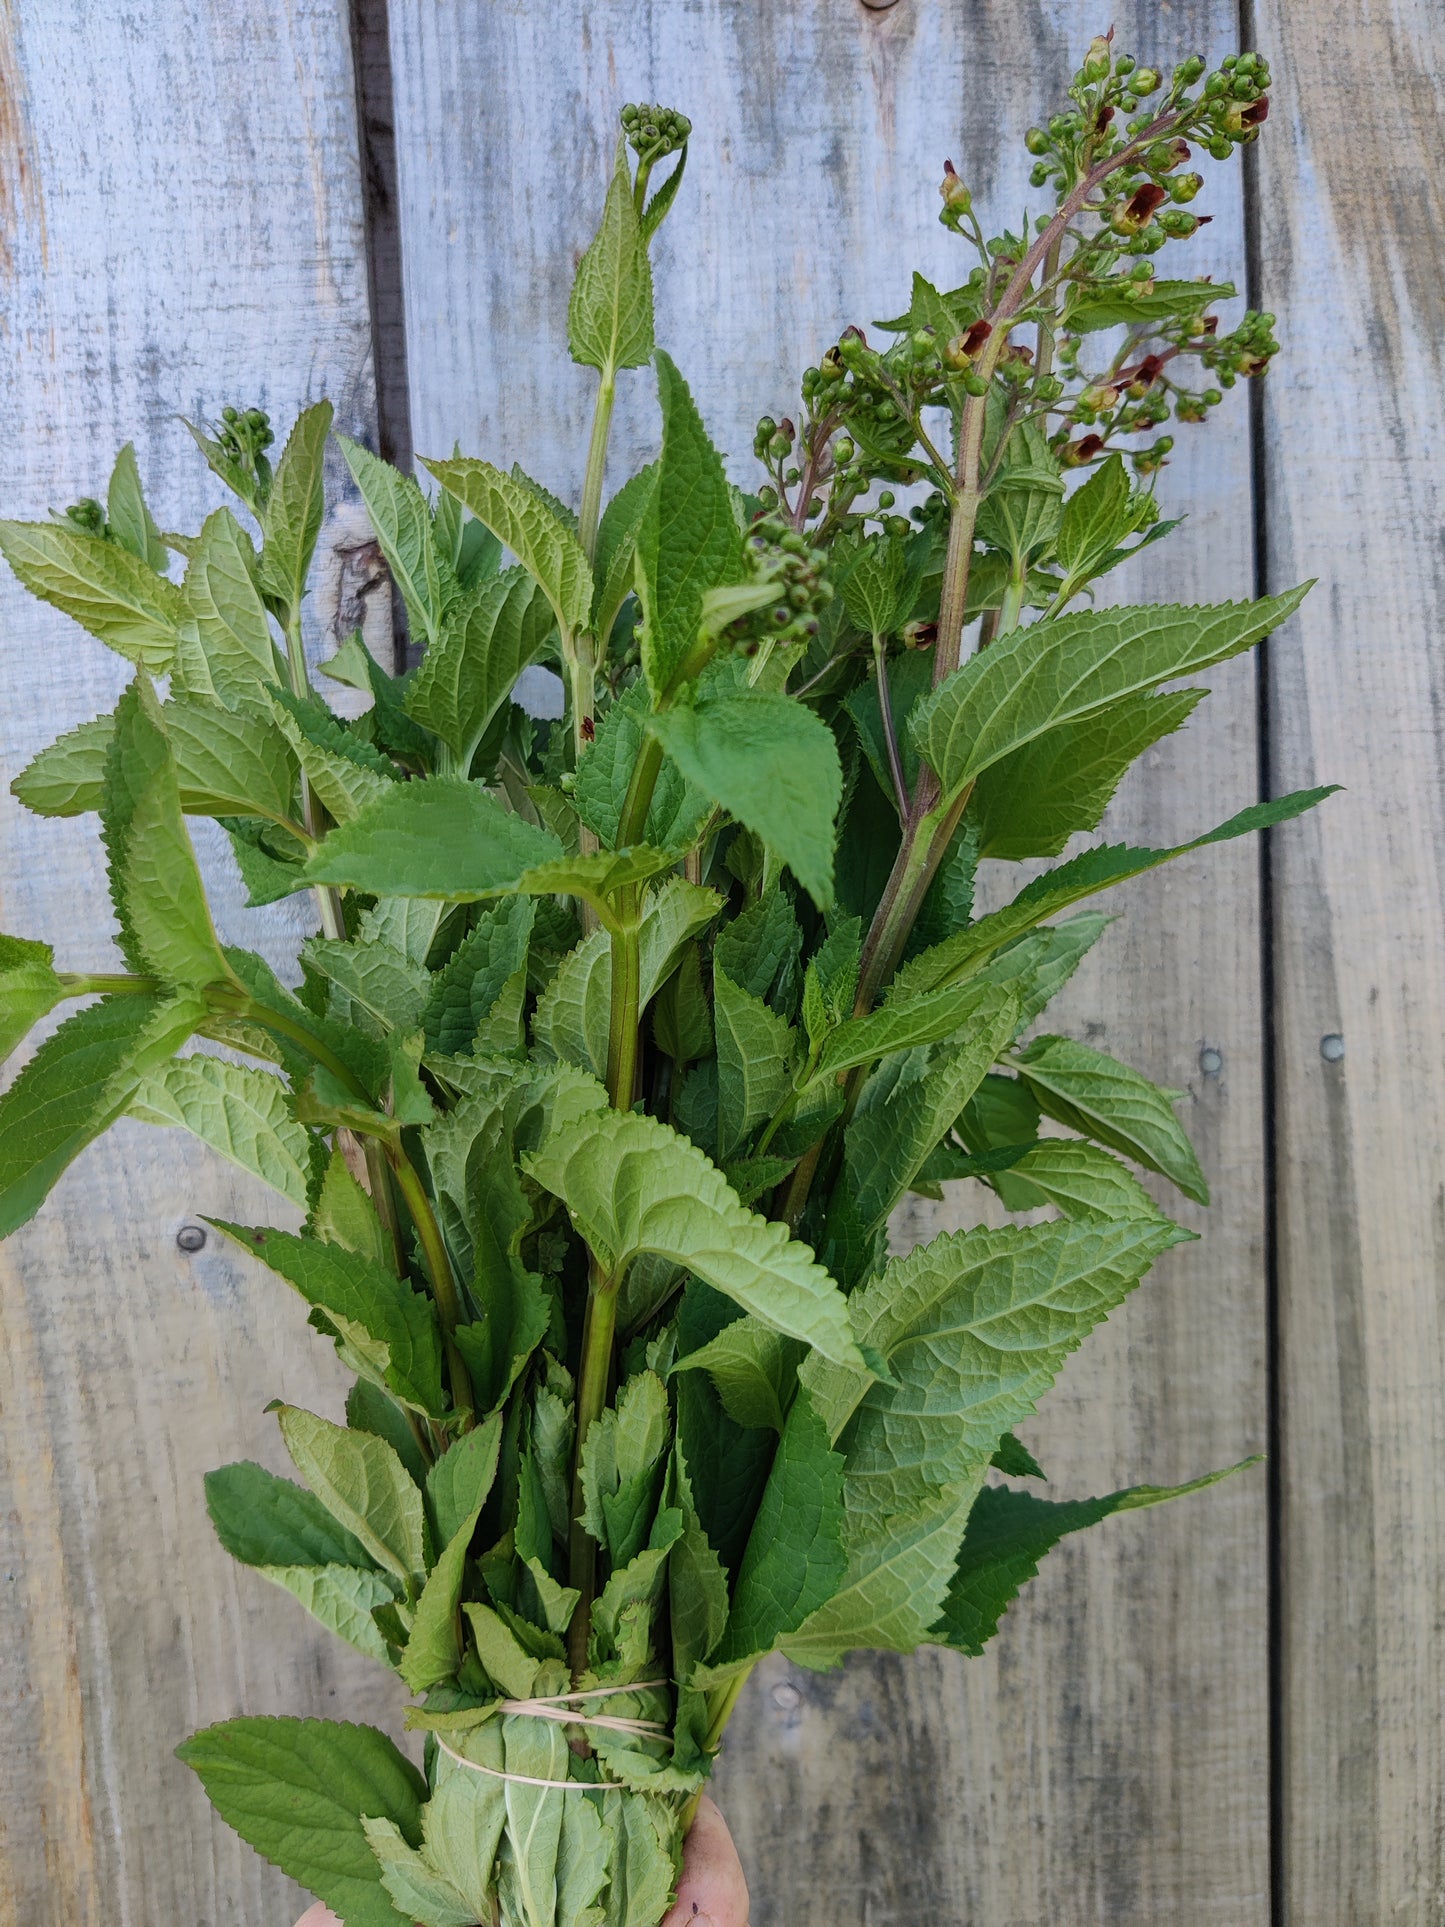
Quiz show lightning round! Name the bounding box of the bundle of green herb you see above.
[0,35,1325,1926]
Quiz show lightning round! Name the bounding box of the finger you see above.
[293,1907,343,1927]
[661,1794,751,1927]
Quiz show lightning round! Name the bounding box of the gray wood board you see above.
[388,2,1269,1920]
[0,3,400,1922]
[1254,2,1445,1919]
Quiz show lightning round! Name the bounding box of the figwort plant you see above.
[0,36,1326,1926]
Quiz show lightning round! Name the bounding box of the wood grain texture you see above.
[388,3,1270,1919]
[0,4,402,1922]
[1253,3,1445,1919]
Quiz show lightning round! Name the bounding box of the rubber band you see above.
[431,1682,674,1789]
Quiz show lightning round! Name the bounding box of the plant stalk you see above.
[388,1147,475,1421]
[566,1258,620,1680]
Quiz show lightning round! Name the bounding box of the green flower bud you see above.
[1082,33,1113,80]
[1170,171,1204,203]
[1132,65,1161,93]
[938,160,972,214]
[1024,126,1050,155]
[832,436,855,465]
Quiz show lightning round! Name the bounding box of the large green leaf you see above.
[910,587,1310,802]
[817,974,1001,1078]
[105,442,169,571]
[837,984,1019,1245]
[0,992,197,1236]
[129,1055,314,1208]
[1013,1034,1208,1204]
[982,1137,1170,1225]
[668,1445,731,1681]
[713,967,796,1160]
[702,1385,845,1678]
[257,401,333,616]
[1066,275,1233,333]
[276,1404,427,1587]
[892,788,1339,1001]
[648,687,842,908]
[10,715,117,817]
[970,687,1203,861]
[0,937,65,1067]
[673,1314,805,1434]
[338,435,446,646]
[784,1215,1184,1663]
[426,1412,502,1549]
[260,1563,399,1666]
[177,1716,426,1927]
[635,352,744,700]
[304,777,562,900]
[574,680,709,852]
[931,1461,1257,1656]
[270,691,394,826]
[525,1108,866,1369]
[399,1506,481,1691]
[102,677,233,989]
[422,455,592,641]
[592,465,658,640]
[0,517,187,671]
[205,1460,378,1570]
[405,566,553,767]
[421,897,534,1056]
[220,1225,446,1416]
[569,135,655,375]
[579,1369,671,1568]
[179,507,280,707]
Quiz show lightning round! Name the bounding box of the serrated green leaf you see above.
[423,455,593,643]
[308,1147,394,1273]
[911,587,1311,803]
[836,984,1019,1246]
[177,1716,426,1927]
[970,913,1112,1035]
[592,466,658,639]
[0,950,66,1066]
[673,1315,804,1434]
[991,1136,1171,1224]
[427,1411,503,1548]
[892,787,1340,1001]
[714,967,796,1160]
[0,991,193,1235]
[405,566,553,768]
[276,1404,427,1588]
[164,696,301,824]
[411,1746,510,1920]
[422,897,535,1057]
[105,443,169,571]
[128,1055,314,1208]
[399,1505,481,1691]
[262,1563,399,1664]
[179,508,280,707]
[304,936,432,1035]
[839,532,920,638]
[270,689,394,826]
[932,1461,1258,1656]
[714,888,803,1006]
[991,1431,1045,1479]
[817,973,998,1078]
[205,1460,378,1569]
[786,1216,1184,1663]
[668,1444,730,1681]
[635,352,744,700]
[0,517,186,671]
[10,714,116,817]
[532,927,611,1078]
[569,135,655,374]
[1055,453,1135,577]
[580,1369,670,1567]
[304,777,562,900]
[102,678,234,988]
[363,1817,477,1927]
[1013,1034,1208,1204]
[704,1384,844,1676]
[339,435,446,646]
[1066,275,1233,333]
[258,401,333,616]
[574,681,710,852]
[222,1224,446,1415]
[526,1107,865,1369]
[648,688,842,908]
[971,687,1204,860]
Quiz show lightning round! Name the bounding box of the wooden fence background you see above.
[0,1,1440,1921]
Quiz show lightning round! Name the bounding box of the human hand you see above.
[291,1793,748,1927]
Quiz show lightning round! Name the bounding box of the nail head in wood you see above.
[1320,1033,1345,1063]
[176,1224,207,1253]
[1199,1047,1224,1075]
[859,0,903,11]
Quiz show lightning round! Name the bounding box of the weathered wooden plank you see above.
[387,3,1269,1918]
[1252,4,1445,1919]
[0,5,398,1922]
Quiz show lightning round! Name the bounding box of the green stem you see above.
[997,558,1027,637]
[578,371,616,564]
[238,996,373,1104]
[604,907,642,1112]
[284,613,347,942]
[362,1136,408,1278]
[388,1148,474,1421]
[58,971,159,996]
[566,1256,620,1679]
